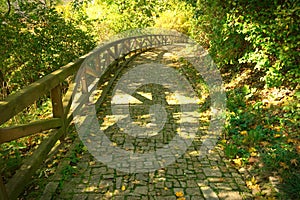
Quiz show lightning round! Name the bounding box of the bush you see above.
[0,1,95,99]
[190,0,299,88]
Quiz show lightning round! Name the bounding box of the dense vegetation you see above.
[1,0,299,198]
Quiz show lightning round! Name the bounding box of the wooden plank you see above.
[51,84,66,140]
[0,118,62,144]
[0,53,90,125]
[62,81,75,120]
[0,177,8,200]
[6,127,64,200]
[51,85,64,118]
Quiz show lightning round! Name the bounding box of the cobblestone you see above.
[35,48,252,200]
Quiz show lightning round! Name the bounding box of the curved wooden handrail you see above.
[0,32,188,199]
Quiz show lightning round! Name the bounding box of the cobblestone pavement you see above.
[38,48,253,200]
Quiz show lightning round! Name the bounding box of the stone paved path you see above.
[36,48,252,200]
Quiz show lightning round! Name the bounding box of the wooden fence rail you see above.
[0,32,187,199]
[0,53,89,200]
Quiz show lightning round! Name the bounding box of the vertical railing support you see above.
[0,177,8,200]
[51,84,66,138]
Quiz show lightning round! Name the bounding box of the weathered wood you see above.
[0,177,8,200]
[0,54,90,125]
[0,118,62,144]
[62,81,75,120]
[51,85,64,118]
[6,127,64,200]
[51,84,67,140]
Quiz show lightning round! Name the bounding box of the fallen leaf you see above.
[248,147,257,152]
[274,134,281,138]
[260,141,269,147]
[251,152,258,157]
[290,159,298,166]
[287,138,296,144]
[89,161,96,166]
[175,191,184,197]
[233,158,242,167]
[246,176,260,192]
[279,162,289,169]
[249,157,259,163]
[240,130,247,135]
[132,180,140,184]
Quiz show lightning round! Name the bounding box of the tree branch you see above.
[6,0,11,16]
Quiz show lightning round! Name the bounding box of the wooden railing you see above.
[0,53,87,200]
[0,32,187,199]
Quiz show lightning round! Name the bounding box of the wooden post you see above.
[0,177,8,200]
[51,84,66,139]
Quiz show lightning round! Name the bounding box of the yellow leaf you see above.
[274,126,281,131]
[233,158,242,167]
[246,177,260,190]
[240,130,247,135]
[89,161,96,166]
[251,176,257,184]
[132,180,140,184]
[249,147,257,153]
[110,142,117,147]
[250,152,258,157]
[121,185,126,191]
[274,134,281,138]
[246,180,253,188]
[164,187,168,190]
[220,139,227,144]
[175,191,184,197]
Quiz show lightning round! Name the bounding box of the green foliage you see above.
[224,143,238,159]
[57,0,160,40]
[69,141,86,164]
[224,85,300,197]
[191,0,299,88]
[58,165,78,189]
[0,1,95,98]
[57,0,194,41]
[154,1,193,34]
